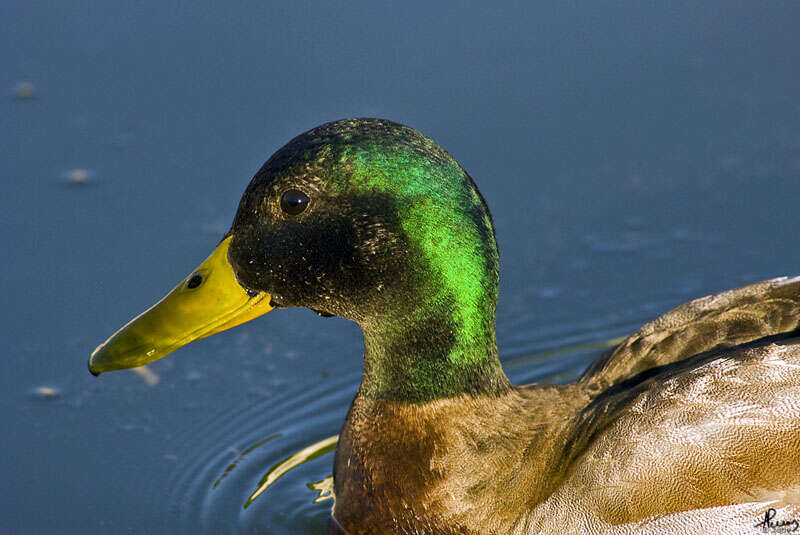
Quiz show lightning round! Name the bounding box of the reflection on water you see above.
[213,434,281,490]
[504,335,624,370]
[307,477,335,504]
[244,435,338,508]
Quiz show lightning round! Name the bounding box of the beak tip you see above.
[88,355,101,376]
[88,343,103,376]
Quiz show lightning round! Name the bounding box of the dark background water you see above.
[2,1,799,533]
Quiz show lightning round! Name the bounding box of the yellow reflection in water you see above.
[213,434,281,489]
[307,476,335,503]
[245,435,339,508]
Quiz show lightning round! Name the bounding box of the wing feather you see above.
[558,340,800,525]
[581,276,800,394]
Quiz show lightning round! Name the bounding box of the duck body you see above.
[88,119,800,534]
[334,279,800,534]
[335,342,800,535]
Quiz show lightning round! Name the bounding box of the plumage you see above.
[89,118,800,534]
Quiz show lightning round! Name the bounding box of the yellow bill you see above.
[88,236,273,375]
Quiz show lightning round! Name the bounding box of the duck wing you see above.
[580,276,800,395]
[546,337,800,529]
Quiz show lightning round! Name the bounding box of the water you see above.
[2,1,799,533]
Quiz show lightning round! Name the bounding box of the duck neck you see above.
[358,301,510,403]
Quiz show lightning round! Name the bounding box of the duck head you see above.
[89,119,508,402]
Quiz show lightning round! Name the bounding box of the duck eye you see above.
[186,273,203,289]
[280,189,310,215]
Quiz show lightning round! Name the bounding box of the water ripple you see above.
[156,365,359,534]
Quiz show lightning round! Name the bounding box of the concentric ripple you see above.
[155,364,360,535]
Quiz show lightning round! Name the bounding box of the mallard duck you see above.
[89,119,800,534]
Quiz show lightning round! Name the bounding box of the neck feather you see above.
[358,298,510,402]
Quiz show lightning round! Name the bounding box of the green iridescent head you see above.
[230,119,507,400]
[89,118,508,401]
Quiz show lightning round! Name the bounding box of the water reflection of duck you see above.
[90,119,800,534]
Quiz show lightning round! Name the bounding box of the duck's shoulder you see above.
[581,276,800,393]
[551,336,800,525]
